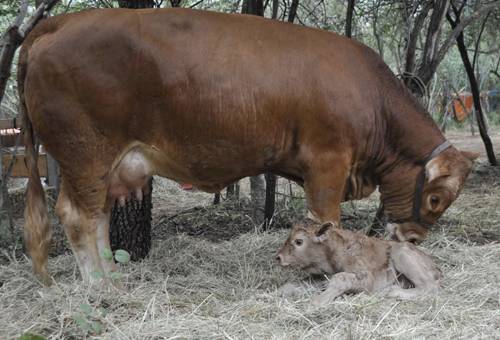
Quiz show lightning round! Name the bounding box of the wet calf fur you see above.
[276,222,441,306]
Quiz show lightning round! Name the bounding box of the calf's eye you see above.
[294,239,303,246]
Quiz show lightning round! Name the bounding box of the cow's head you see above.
[386,147,478,242]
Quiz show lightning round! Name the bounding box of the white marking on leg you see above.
[307,210,320,222]
[135,188,143,202]
[96,213,117,274]
[118,196,126,207]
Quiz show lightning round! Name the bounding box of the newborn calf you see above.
[276,222,441,306]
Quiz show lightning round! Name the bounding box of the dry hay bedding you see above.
[1,163,500,339]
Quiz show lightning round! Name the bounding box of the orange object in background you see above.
[180,183,194,191]
[451,93,473,122]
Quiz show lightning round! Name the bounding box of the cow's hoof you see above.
[38,272,54,287]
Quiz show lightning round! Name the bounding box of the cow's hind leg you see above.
[56,180,118,285]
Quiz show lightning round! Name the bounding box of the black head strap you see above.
[394,140,452,226]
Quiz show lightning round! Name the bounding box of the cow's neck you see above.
[375,87,446,221]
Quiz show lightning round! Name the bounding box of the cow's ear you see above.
[313,222,335,243]
[425,157,451,182]
[460,150,479,161]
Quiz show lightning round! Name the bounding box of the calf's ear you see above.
[313,221,335,243]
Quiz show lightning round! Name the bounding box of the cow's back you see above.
[22,8,393,187]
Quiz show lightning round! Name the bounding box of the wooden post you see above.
[0,141,14,246]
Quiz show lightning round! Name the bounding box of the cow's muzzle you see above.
[387,222,428,243]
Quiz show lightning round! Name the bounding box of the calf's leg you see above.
[388,243,441,299]
[311,271,374,307]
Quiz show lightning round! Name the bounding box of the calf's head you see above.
[276,222,337,274]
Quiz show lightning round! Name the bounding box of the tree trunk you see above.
[169,0,182,7]
[345,0,355,38]
[264,173,276,224]
[271,0,279,19]
[110,178,153,261]
[1,0,59,101]
[213,192,221,205]
[118,0,155,8]
[287,0,299,23]
[109,0,156,260]
[226,182,239,199]
[250,175,265,220]
[242,0,264,16]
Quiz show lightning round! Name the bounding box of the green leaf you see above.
[101,248,114,261]
[91,321,104,335]
[19,333,46,340]
[114,249,131,264]
[109,272,122,281]
[79,303,93,316]
[90,271,104,280]
[74,315,91,332]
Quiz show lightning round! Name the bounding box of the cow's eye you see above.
[294,239,303,246]
[430,195,440,207]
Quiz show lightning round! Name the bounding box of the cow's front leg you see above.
[311,271,374,307]
[303,161,349,222]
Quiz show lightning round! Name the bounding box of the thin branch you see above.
[189,0,204,8]
[436,0,500,70]
[472,11,490,74]
[13,0,29,27]
[63,0,74,13]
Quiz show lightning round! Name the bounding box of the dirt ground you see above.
[447,129,500,157]
[0,129,499,339]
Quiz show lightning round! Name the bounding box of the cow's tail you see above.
[18,41,52,285]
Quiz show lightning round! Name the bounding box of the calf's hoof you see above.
[311,294,329,308]
[278,282,303,297]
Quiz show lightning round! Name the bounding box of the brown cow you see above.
[19,8,476,285]
[276,222,441,306]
